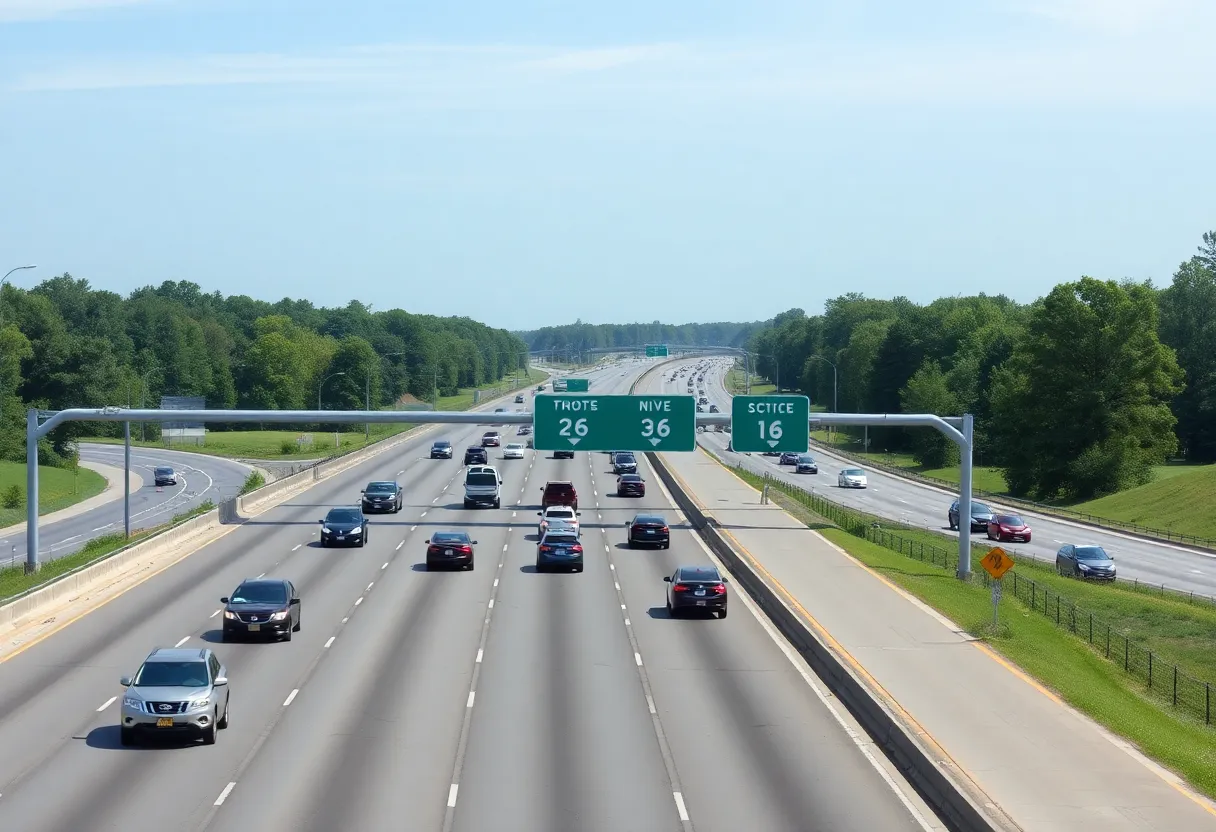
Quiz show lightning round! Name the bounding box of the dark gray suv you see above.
[119,647,230,746]
[947,499,995,531]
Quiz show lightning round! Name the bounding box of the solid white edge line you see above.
[324,636,335,648]
[673,791,690,822]
[174,637,189,647]
[447,784,459,808]
[97,695,116,712]
[214,782,236,806]
[282,689,298,707]
[645,694,656,714]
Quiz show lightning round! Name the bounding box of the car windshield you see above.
[798,455,813,462]
[155,466,173,475]
[434,441,450,448]
[679,567,720,582]
[971,503,992,514]
[546,508,574,518]
[467,472,497,486]
[366,482,395,493]
[230,583,288,604]
[506,443,523,449]
[620,475,641,482]
[326,509,361,523]
[134,661,209,687]
[1075,546,1109,560]
[844,469,864,476]
[617,453,635,462]
[432,532,469,544]
[545,534,579,545]
[999,515,1025,526]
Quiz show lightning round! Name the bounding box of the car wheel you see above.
[663,541,670,550]
[218,698,229,729]
[494,499,501,509]
[320,539,328,548]
[464,500,472,509]
[282,624,292,642]
[358,537,366,548]
[466,559,475,571]
[294,613,301,632]
[718,608,728,619]
[202,713,218,745]
[120,727,135,746]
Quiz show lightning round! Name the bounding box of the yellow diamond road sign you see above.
[981,547,1014,580]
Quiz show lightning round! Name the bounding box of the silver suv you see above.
[119,647,230,746]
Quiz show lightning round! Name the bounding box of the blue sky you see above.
[1,0,1213,330]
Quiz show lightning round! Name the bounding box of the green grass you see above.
[725,367,776,396]
[83,369,550,461]
[0,500,216,601]
[817,527,1216,800]
[0,460,107,529]
[1069,465,1216,541]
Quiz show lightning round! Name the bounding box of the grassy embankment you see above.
[0,461,107,529]
[726,464,1216,799]
[83,368,548,462]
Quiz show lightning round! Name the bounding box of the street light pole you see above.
[318,371,346,410]
[1,265,36,329]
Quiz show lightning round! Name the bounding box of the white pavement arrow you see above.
[767,439,779,448]
[649,437,661,447]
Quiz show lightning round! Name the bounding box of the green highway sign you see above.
[564,378,589,392]
[534,394,695,452]
[644,344,669,357]
[730,395,809,453]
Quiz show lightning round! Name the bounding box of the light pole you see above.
[318,371,346,410]
[1,265,36,329]
[805,355,837,413]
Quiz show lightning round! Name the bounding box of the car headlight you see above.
[123,696,144,711]
[1078,563,1090,570]
[322,526,331,534]
[189,697,211,710]
[270,610,289,620]
[224,610,236,619]
[349,527,361,535]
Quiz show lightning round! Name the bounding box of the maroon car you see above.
[987,513,1032,543]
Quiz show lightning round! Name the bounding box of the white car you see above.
[538,505,580,537]
[502,443,525,459]
[838,468,868,488]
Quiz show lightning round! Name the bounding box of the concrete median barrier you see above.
[644,448,1009,832]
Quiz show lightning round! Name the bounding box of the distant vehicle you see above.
[698,397,709,405]
[481,431,501,447]
[361,481,402,513]
[664,565,727,618]
[795,454,818,474]
[696,405,704,412]
[779,452,800,465]
[553,448,575,459]
[425,531,477,571]
[537,384,546,391]
[516,425,532,435]
[153,466,178,486]
[625,513,669,548]
[119,647,230,746]
[536,529,583,572]
[502,443,525,459]
[538,505,580,537]
[515,394,525,403]
[464,446,489,465]
[540,481,578,511]
[947,499,995,531]
[319,507,368,547]
[616,473,645,497]
[464,465,502,509]
[708,404,719,413]
[612,452,638,474]
[430,440,454,459]
[837,469,868,488]
[1055,544,1115,580]
[987,514,1031,543]
[221,578,301,641]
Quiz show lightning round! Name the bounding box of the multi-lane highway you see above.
[0,443,252,570]
[0,359,939,832]
[672,358,1216,597]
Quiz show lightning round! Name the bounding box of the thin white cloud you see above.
[520,44,685,73]
[0,0,168,23]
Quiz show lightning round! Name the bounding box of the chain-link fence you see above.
[742,466,1215,728]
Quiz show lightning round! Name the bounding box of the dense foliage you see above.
[742,231,1216,501]
[519,320,761,356]
[0,279,528,465]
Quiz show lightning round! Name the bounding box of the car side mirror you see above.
[624,520,631,526]
[360,490,365,494]
[220,597,229,604]
[575,511,581,516]
[425,539,430,544]
[537,512,542,516]
[214,676,228,686]
[663,576,672,582]
[472,540,479,545]
[120,676,132,687]
[290,597,300,605]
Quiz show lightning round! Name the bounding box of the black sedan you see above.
[616,474,646,497]
[319,507,369,547]
[1056,544,1116,580]
[778,452,800,465]
[536,530,584,572]
[795,454,818,474]
[665,565,728,618]
[431,440,454,459]
[221,578,301,641]
[464,446,489,465]
[361,481,402,513]
[153,466,178,486]
[625,514,670,548]
[425,531,477,571]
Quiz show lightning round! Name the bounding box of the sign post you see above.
[980,546,1014,628]
[534,394,695,452]
[730,395,810,453]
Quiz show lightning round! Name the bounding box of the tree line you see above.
[742,231,1216,501]
[519,319,762,356]
[0,278,529,466]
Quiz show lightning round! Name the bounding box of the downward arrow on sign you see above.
[767,439,779,448]
[568,438,581,446]
[649,437,661,447]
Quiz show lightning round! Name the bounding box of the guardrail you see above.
[732,462,1216,730]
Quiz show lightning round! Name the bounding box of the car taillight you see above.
[459,545,472,554]
[661,526,669,533]
[672,583,690,592]
[539,545,550,552]
[712,583,726,594]
[572,545,583,553]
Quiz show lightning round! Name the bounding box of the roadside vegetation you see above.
[0,460,106,529]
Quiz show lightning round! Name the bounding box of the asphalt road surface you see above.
[0,443,251,570]
[0,358,937,832]
[666,358,1216,599]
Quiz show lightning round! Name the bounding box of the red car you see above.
[987,513,1031,543]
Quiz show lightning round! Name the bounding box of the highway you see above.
[671,358,1216,598]
[0,358,937,832]
[0,443,251,570]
